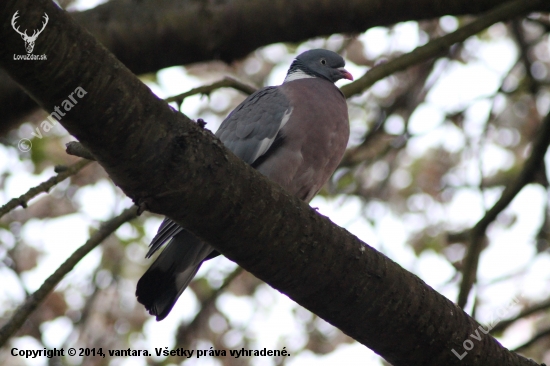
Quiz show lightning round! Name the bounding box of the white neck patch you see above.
[284,70,315,83]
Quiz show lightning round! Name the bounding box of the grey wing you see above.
[145,87,291,258]
[215,86,292,165]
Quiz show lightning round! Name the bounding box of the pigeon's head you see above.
[285,49,353,84]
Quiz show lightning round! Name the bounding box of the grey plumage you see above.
[136,49,352,320]
[217,87,292,164]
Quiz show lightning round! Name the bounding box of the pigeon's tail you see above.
[136,228,214,321]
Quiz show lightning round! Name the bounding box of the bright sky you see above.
[1,5,550,366]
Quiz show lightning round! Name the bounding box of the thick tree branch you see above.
[0,1,544,364]
[74,0,545,74]
[0,159,92,218]
[0,206,138,347]
[0,72,35,133]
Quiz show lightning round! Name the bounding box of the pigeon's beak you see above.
[338,67,353,81]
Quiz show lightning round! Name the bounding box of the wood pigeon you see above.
[136,49,353,320]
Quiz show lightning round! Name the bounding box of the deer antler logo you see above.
[11,11,49,54]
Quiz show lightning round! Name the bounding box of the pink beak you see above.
[338,68,354,81]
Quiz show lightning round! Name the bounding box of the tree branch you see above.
[175,267,244,351]
[511,20,540,95]
[0,0,545,364]
[0,159,92,218]
[512,327,550,352]
[165,77,256,105]
[491,297,550,334]
[65,142,95,161]
[340,60,436,168]
[75,0,541,74]
[457,106,550,309]
[341,0,546,98]
[0,206,138,347]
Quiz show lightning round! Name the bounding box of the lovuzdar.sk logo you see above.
[12,10,48,60]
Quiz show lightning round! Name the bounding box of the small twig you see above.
[0,206,138,348]
[458,109,550,308]
[175,267,244,348]
[339,59,436,168]
[481,268,528,288]
[340,0,545,99]
[0,159,92,219]
[511,20,540,95]
[491,296,550,334]
[165,76,257,105]
[65,141,95,160]
[512,326,550,352]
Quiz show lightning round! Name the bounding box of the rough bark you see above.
[72,0,520,73]
[0,0,545,365]
[2,0,549,135]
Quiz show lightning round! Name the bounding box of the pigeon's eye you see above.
[320,59,326,65]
